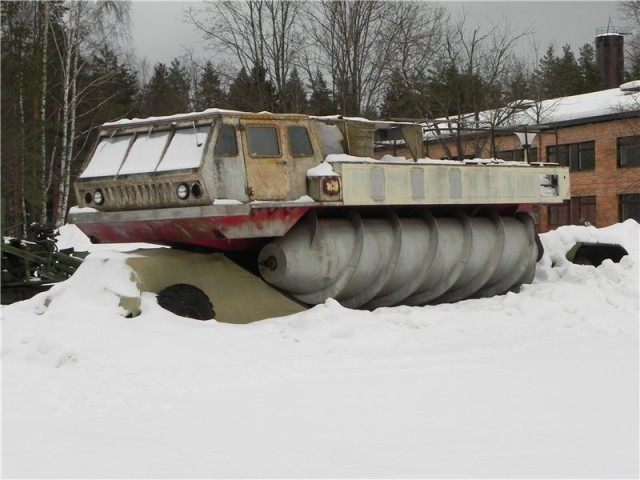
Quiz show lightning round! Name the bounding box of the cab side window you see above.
[214,125,238,156]
[247,126,280,156]
[288,126,314,156]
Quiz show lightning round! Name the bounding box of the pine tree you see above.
[227,67,253,111]
[380,70,431,119]
[536,44,584,98]
[196,61,225,110]
[166,59,191,112]
[504,65,533,104]
[307,70,335,115]
[280,68,307,113]
[556,45,583,96]
[139,60,190,116]
[1,1,39,233]
[83,46,138,122]
[535,45,560,98]
[227,65,275,112]
[139,63,170,116]
[578,43,602,92]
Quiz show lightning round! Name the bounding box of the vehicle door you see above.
[240,120,290,201]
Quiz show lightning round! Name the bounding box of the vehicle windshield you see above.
[80,125,210,178]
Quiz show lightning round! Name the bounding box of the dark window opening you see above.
[246,126,280,157]
[620,194,640,222]
[548,200,570,226]
[496,148,538,162]
[617,136,640,167]
[547,141,595,171]
[548,196,596,227]
[496,150,524,162]
[288,126,314,156]
[214,125,238,156]
[527,147,538,163]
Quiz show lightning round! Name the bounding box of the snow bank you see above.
[538,219,639,268]
[2,221,638,478]
[2,251,141,367]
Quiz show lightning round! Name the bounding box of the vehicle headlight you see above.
[93,189,104,205]
[177,183,190,200]
[191,182,203,199]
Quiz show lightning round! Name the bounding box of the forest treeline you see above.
[2,0,640,232]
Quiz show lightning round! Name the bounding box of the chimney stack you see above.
[595,27,625,88]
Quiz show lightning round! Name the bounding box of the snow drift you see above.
[2,221,638,478]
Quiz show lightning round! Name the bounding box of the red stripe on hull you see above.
[76,207,310,251]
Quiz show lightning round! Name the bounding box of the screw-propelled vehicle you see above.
[69,109,570,322]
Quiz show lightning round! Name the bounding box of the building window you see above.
[527,147,538,163]
[547,141,595,171]
[548,200,570,226]
[548,196,597,227]
[496,148,538,163]
[496,149,524,162]
[620,194,640,222]
[617,136,640,167]
[573,196,596,225]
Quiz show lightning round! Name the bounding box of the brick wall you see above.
[536,118,640,229]
[417,117,640,231]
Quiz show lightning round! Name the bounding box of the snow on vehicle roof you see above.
[103,109,422,130]
[102,108,310,128]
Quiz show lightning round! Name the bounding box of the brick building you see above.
[411,83,640,232]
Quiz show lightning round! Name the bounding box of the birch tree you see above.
[38,1,51,224]
[51,0,130,226]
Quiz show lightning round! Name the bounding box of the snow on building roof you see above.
[424,83,640,139]
[519,85,640,124]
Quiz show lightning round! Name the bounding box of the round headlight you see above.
[177,183,190,200]
[84,192,93,204]
[191,182,203,199]
[93,189,104,205]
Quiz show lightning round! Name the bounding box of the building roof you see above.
[424,81,640,140]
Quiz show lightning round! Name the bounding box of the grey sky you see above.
[129,1,623,66]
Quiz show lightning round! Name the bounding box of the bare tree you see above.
[423,12,533,159]
[384,2,446,80]
[187,0,304,110]
[307,0,395,116]
[619,1,640,77]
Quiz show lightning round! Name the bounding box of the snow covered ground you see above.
[2,221,639,478]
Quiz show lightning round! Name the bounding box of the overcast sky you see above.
[129,1,623,66]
